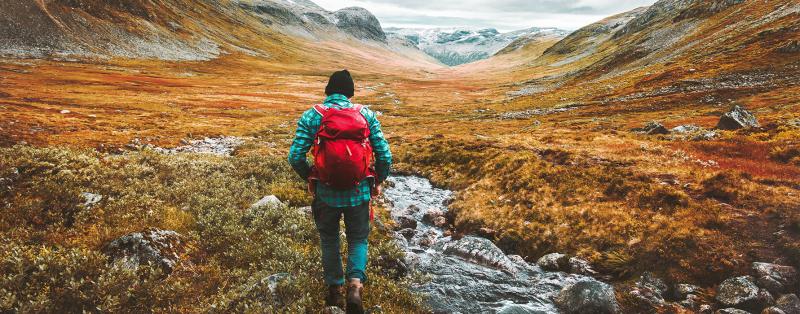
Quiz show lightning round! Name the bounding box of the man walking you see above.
[288,70,392,313]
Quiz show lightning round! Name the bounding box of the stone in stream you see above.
[752,262,798,295]
[394,215,418,230]
[555,279,620,314]
[103,228,184,274]
[422,208,445,224]
[441,236,519,274]
[717,105,760,130]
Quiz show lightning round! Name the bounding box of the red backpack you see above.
[309,104,376,190]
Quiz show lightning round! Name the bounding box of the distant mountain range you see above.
[386,27,570,66]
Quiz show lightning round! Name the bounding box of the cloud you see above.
[312,0,657,31]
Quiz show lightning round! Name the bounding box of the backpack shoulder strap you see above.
[313,104,330,118]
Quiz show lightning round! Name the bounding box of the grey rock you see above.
[680,294,704,311]
[716,276,762,310]
[537,253,569,271]
[497,304,546,313]
[251,195,283,210]
[568,257,598,276]
[717,105,760,130]
[395,215,418,230]
[555,279,620,314]
[441,236,518,273]
[414,228,439,247]
[763,307,787,314]
[104,228,184,274]
[422,208,445,224]
[753,262,798,295]
[334,7,387,43]
[671,125,718,141]
[432,216,448,228]
[716,309,752,314]
[631,272,669,307]
[776,294,800,314]
[635,121,670,135]
[80,192,103,207]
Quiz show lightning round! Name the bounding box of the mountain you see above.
[386,27,569,66]
[0,0,405,61]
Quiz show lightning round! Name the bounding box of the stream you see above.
[383,176,588,314]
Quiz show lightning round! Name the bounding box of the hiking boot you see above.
[326,285,344,308]
[346,279,364,314]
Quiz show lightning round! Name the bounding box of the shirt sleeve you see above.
[362,107,392,183]
[288,109,319,180]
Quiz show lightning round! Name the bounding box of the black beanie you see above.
[325,70,354,98]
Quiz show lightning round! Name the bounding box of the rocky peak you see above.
[333,7,387,43]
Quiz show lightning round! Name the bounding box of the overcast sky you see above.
[312,0,657,31]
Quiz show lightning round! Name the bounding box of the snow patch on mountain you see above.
[386,27,569,66]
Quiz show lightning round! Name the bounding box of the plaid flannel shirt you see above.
[288,94,392,208]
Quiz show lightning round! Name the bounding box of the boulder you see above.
[556,279,620,314]
[333,7,387,43]
[633,121,669,135]
[716,276,764,311]
[671,125,718,141]
[630,272,669,308]
[251,195,283,209]
[422,208,445,225]
[752,262,798,295]
[103,228,184,274]
[568,256,598,276]
[717,105,760,130]
[537,253,569,271]
[394,215,418,230]
[776,294,800,314]
[397,228,417,240]
[441,236,518,273]
[432,216,448,228]
[414,229,439,247]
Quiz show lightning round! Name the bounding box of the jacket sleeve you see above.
[362,108,392,183]
[288,110,318,180]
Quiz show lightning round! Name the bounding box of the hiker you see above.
[288,70,392,313]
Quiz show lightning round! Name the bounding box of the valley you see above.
[1,0,800,313]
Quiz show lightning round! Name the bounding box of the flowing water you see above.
[384,176,587,314]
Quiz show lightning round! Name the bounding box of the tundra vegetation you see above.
[1,0,800,312]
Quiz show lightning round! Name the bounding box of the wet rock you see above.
[634,121,670,135]
[497,304,544,313]
[716,308,751,314]
[752,262,798,295]
[403,252,420,270]
[422,208,445,224]
[414,229,439,247]
[555,279,620,314]
[775,294,800,314]
[397,228,417,240]
[251,195,283,210]
[322,306,345,314]
[716,276,763,311]
[537,253,569,271]
[441,236,518,273]
[103,228,184,274]
[432,216,448,228]
[717,105,759,130]
[395,215,418,230]
[631,272,669,307]
[247,273,291,306]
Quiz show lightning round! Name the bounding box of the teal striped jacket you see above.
[288,94,392,208]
